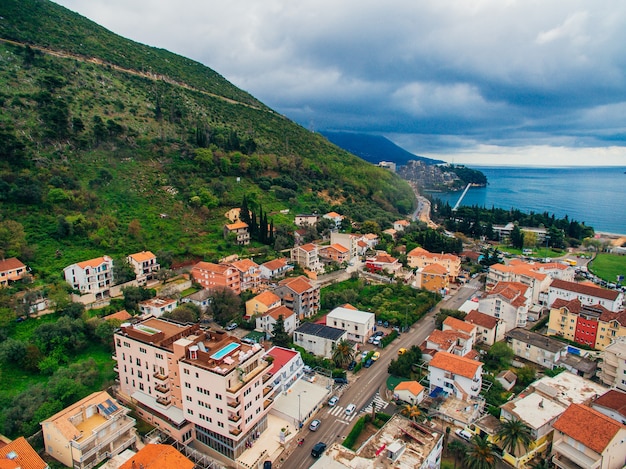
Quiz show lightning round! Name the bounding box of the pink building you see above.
[114,318,273,460]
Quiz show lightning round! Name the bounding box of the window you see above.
[185,382,191,388]
[139,347,147,354]
[184,369,190,375]
[186,396,192,402]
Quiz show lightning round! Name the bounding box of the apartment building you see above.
[290,243,322,272]
[552,404,626,469]
[326,306,375,343]
[414,263,450,293]
[274,276,320,319]
[407,247,461,281]
[330,232,359,260]
[598,337,626,391]
[428,351,483,400]
[318,243,350,265]
[256,305,297,337]
[478,281,530,331]
[245,290,282,318]
[294,214,319,227]
[191,262,241,294]
[113,318,274,460]
[505,328,567,370]
[41,391,136,469]
[229,258,261,292]
[464,310,505,346]
[486,259,555,304]
[259,258,293,281]
[293,322,347,358]
[63,256,113,299]
[547,298,626,349]
[421,329,474,362]
[127,251,160,285]
[547,279,624,312]
[365,252,401,274]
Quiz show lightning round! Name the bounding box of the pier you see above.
[452,183,472,211]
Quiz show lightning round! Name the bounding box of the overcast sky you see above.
[53,0,626,166]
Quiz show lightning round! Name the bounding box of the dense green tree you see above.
[162,304,200,323]
[209,287,241,326]
[271,315,291,348]
[435,309,467,329]
[510,224,524,249]
[0,338,27,365]
[484,342,514,371]
[448,439,467,469]
[514,366,537,388]
[387,345,422,378]
[113,257,137,285]
[122,286,154,312]
[0,219,26,259]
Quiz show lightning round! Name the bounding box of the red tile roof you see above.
[422,263,448,275]
[279,276,315,294]
[230,258,259,271]
[486,281,529,307]
[551,279,620,301]
[192,262,234,274]
[76,256,110,269]
[465,310,499,329]
[553,404,625,454]
[394,381,424,395]
[0,257,26,272]
[104,310,132,322]
[262,258,289,271]
[427,329,470,350]
[128,251,156,262]
[264,305,294,321]
[443,316,476,334]
[594,390,626,418]
[119,444,194,469]
[429,351,482,378]
[225,221,249,230]
[0,437,47,469]
[298,243,318,252]
[253,290,281,307]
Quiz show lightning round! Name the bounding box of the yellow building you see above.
[407,247,461,281]
[416,263,450,292]
[245,290,282,318]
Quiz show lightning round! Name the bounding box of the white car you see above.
[328,396,339,407]
[309,419,321,431]
[225,322,238,331]
[455,429,473,442]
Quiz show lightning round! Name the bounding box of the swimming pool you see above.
[210,342,240,360]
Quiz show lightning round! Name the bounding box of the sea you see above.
[429,166,626,236]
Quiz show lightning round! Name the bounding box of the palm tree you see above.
[496,418,533,459]
[400,403,421,421]
[464,434,497,469]
[531,460,552,469]
[332,339,355,368]
[447,439,466,469]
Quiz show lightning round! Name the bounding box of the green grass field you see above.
[589,253,626,283]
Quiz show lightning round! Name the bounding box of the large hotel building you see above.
[113,317,273,459]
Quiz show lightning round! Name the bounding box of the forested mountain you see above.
[322,131,444,166]
[0,0,416,279]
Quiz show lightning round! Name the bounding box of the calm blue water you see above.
[431,166,626,235]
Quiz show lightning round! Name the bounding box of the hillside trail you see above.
[0,37,278,115]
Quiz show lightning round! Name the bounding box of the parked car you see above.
[334,376,348,385]
[225,322,238,331]
[455,429,473,442]
[347,360,357,371]
[309,419,321,431]
[367,336,376,344]
[372,337,381,346]
[361,351,369,361]
[311,442,327,458]
[377,320,383,326]
[328,396,339,407]
[373,331,384,337]
[364,358,374,368]
[398,348,407,355]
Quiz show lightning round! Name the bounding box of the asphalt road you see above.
[278,279,482,468]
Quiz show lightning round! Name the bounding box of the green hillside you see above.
[0,0,416,279]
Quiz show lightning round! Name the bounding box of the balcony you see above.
[229,428,242,436]
[263,386,273,396]
[552,440,600,469]
[227,399,241,409]
[113,366,119,373]
[72,416,136,462]
[262,372,273,383]
[153,372,167,381]
[228,413,241,423]
[156,396,171,407]
[263,397,273,409]
[155,384,169,394]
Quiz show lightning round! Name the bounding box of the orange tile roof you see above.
[230,258,259,271]
[327,243,349,253]
[465,310,499,329]
[298,243,318,252]
[262,258,289,271]
[254,290,281,307]
[325,211,343,218]
[128,251,156,262]
[394,380,425,395]
[192,261,234,274]
[364,233,378,240]
[486,281,529,307]
[551,279,620,301]
[0,257,25,272]
[395,220,410,226]
[594,390,626,418]
[0,437,47,469]
[104,310,132,322]
[429,351,482,378]
[76,256,110,269]
[422,264,448,275]
[443,316,476,334]
[265,305,295,321]
[427,330,470,350]
[342,303,358,310]
[225,221,249,230]
[119,444,194,469]
[280,276,315,294]
[370,254,398,264]
[553,404,625,454]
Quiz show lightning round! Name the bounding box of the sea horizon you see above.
[430,165,626,236]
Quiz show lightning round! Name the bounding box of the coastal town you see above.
[2,202,626,469]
